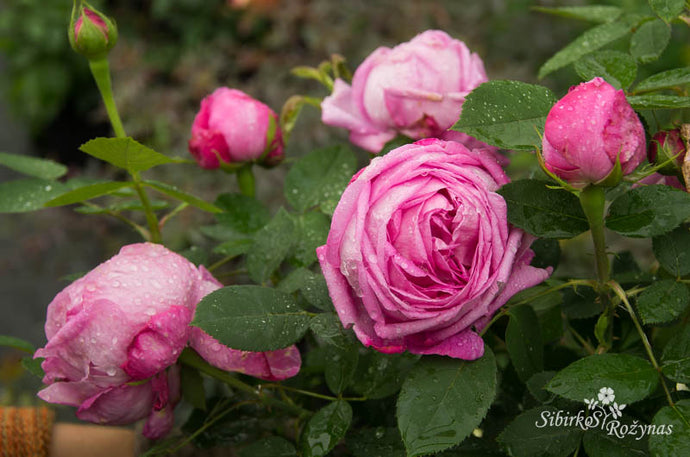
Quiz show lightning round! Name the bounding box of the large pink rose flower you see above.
[542,77,646,187]
[321,30,487,153]
[317,139,551,360]
[35,243,300,439]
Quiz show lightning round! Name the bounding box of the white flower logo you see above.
[597,387,615,405]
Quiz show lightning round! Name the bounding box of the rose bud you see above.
[542,77,646,188]
[648,129,686,176]
[188,88,284,170]
[317,139,551,360]
[321,30,487,153]
[68,3,118,60]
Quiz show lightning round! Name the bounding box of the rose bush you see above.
[321,30,487,153]
[34,243,300,438]
[542,77,646,187]
[188,87,284,169]
[317,139,551,359]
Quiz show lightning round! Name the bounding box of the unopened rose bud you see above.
[649,130,686,175]
[188,88,284,170]
[542,77,646,188]
[68,2,118,60]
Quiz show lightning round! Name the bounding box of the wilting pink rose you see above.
[317,139,551,359]
[35,243,301,438]
[321,30,487,153]
[542,77,646,187]
[35,243,201,439]
[189,88,284,169]
[189,268,302,382]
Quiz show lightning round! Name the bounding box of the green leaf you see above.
[239,437,298,457]
[45,181,134,207]
[635,67,690,93]
[661,325,690,383]
[648,0,686,22]
[352,351,419,400]
[546,354,658,404]
[347,427,405,457]
[180,364,206,411]
[0,151,67,179]
[279,268,332,311]
[292,211,330,267]
[648,399,690,457]
[22,357,44,379]
[212,238,253,258]
[191,285,311,351]
[530,239,561,270]
[246,208,297,283]
[143,180,221,213]
[452,80,557,151]
[606,185,690,237]
[215,193,271,234]
[582,415,649,457]
[538,22,631,79]
[284,145,357,214]
[627,94,690,109]
[309,313,353,348]
[324,343,359,395]
[0,335,35,353]
[635,280,689,325]
[506,305,544,382]
[498,406,582,457]
[533,5,623,23]
[630,19,671,63]
[300,400,352,457]
[79,137,175,174]
[498,180,589,239]
[562,286,602,319]
[574,50,637,90]
[397,348,497,457]
[526,371,557,403]
[0,179,68,213]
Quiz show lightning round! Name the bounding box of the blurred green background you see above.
[0,0,688,396]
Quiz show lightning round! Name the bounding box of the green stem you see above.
[609,281,675,407]
[132,173,162,243]
[579,185,612,350]
[88,58,126,139]
[178,348,310,418]
[236,164,256,198]
[82,201,150,240]
[262,384,367,402]
[159,202,189,230]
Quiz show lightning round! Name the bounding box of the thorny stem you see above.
[88,57,162,242]
[579,186,613,350]
[608,281,675,407]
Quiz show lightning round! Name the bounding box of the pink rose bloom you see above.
[189,268,302,382]
[440,129,508,167]
[316,139,551,360]
[542,77,646,187]
[35,243,200,439]
[321,30,487,153]
[189,88,284,169]
[35,243,301,439]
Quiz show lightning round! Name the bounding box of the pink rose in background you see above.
[648,129,686,173]
[321,30,487,153]
[189,267,302,382]
[542,77,646,188]
[35,243,200,439]
[36,243,301,439]
[317,139,551,360]
[189,88,284,169]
